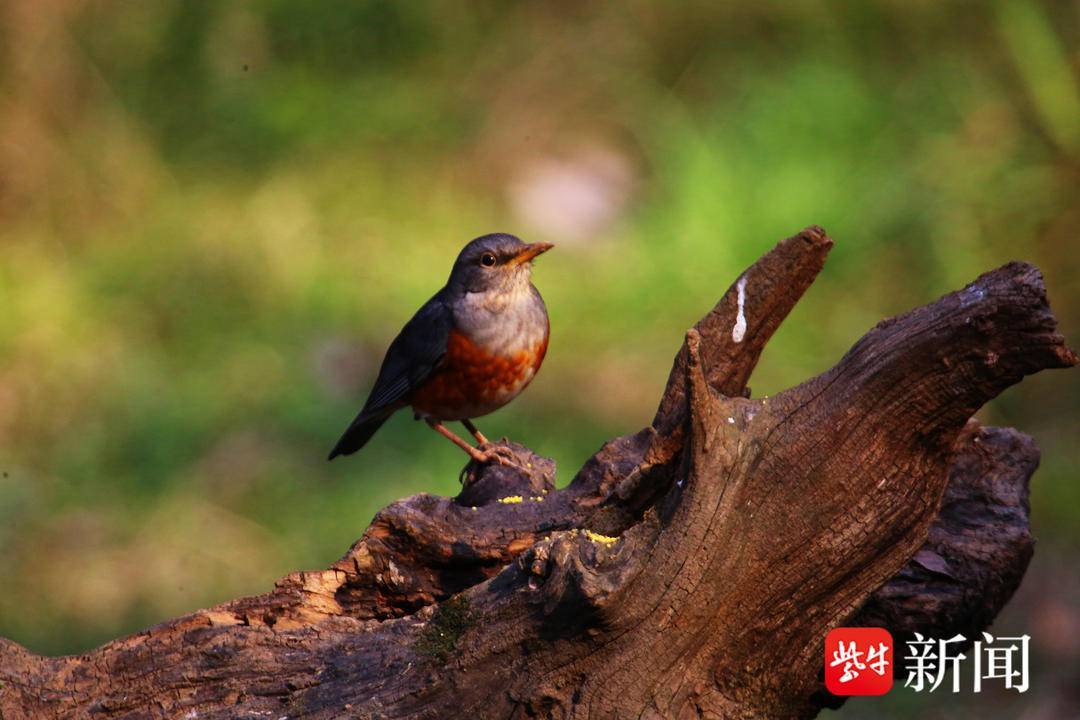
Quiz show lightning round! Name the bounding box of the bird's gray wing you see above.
[362,293,453,413]
[327,292,453,459]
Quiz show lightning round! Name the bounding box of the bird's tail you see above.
[327,409,393,461]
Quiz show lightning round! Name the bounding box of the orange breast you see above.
[410,328,548,421]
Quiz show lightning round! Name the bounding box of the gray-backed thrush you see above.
[328,233,552,467]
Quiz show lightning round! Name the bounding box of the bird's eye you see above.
[480,253,497,267]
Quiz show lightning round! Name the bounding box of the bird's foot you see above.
[453,441,557,505]
[478,442,518,465]
[459,443,521,485]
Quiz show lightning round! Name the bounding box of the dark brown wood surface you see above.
[1,227,1074,719]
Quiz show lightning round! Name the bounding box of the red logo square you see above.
[824,627,894,696]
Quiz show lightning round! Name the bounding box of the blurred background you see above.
[0,1,1076,717]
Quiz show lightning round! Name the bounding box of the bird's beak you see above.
[510,242,554,266]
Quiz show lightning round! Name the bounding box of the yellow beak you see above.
[510,242,554,266]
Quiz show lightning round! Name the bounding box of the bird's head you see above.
[447,233,553,296]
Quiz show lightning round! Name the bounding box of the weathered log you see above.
[1,227,1073,720]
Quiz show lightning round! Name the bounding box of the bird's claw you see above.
[459,443,520,484]
[478,443,517,465]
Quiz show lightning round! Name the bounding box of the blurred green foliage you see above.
[0,2,1076,714]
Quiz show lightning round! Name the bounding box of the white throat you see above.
[456,281,547,356]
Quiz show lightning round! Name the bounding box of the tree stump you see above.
[1,227,1074,719]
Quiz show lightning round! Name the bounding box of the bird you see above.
[328,233,553,470]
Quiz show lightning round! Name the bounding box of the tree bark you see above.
[1,227,1074,720]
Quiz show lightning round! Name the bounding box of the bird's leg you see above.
[461,419,489,445]
[426,419,513,467]
[462,418,519,464]
[427,419,488,462]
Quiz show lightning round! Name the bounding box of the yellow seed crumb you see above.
[497,495,524,504]
[584,530,618,545]
[471,506,477,511]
